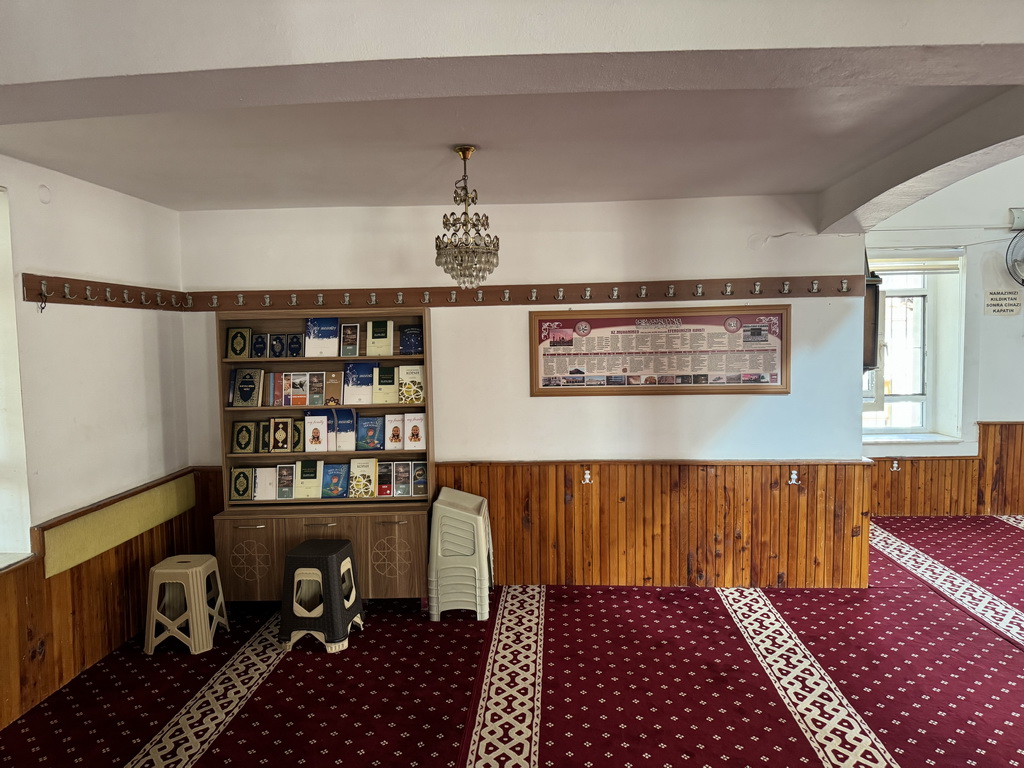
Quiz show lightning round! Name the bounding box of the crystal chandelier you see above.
[435,145,500,289]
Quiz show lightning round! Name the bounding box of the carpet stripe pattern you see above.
[720,587,899,768]
[871,523,1024,646]
[464,585,545,768]
[125,614,286,768]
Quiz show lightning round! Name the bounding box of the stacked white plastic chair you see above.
[428,487,493,621]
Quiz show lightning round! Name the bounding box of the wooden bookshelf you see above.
[213,308,433,600]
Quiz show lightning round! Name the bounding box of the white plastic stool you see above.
[428,487,493,621]
[144,554,229,654]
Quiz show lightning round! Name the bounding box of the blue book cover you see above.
[335,408,356,451]
[269,334,287,358]
[399,324,424,355]
[343,361,377,404]
[321,463,350,498]
[305,318,340,357]
[250,333,269,358]
[356,414,385,451]
[286,333,304,357]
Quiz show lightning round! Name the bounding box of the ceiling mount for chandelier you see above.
[435,145,500,290]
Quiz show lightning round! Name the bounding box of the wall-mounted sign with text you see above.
[985,290,1022,316]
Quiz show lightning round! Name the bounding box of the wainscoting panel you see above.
[0,468,221,731]
[435,462,871,590]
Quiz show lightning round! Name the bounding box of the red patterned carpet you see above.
[3,516,1024,768]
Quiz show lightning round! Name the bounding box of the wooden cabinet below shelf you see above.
[215,505,428,602]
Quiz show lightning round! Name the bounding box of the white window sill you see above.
[862,432,978,459]
[863,432,961,445]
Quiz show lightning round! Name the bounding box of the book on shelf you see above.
[290,372,309,407]
[398,365,424,404]
[229,467,254,501]
[377,461,393,497]
[253,466,278,501]
[372,365,399,403]
[411,461,428,496]
[321,463,350,498]
[308,372,325,406]
[282,373,292,406]
[286,334,305,357]
[340,323,360,356]
[305,318,340,357]
[258,420,272,453]
[269,334,287,358]
[304,412,329,452]
[320,409,337,451]
[324,371,343,405]
[348,457,378,498]
[276,464,295,500]
[366,320,394,356]
[262,373,275,406]
[393,461,411,496]
[231,421,257,454]
[344,361,376,404]
[232,368,265,408]
[226,327,251,359]
[403,412,426,451]
[226,369,237,406]
[356,414,385,451]
[398,324,424,355]
[336,408,356,451]
[270,417,293,452]
[271,372,284,407]
[291,420,304,453]
[385,413,405,451]
[250,333,270,358]
[293,459,324,499]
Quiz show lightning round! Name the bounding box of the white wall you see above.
[0,155,189,524]
[181,195,865,464]
[867,155,1024,449]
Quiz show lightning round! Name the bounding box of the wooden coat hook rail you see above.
[23,273,864,313]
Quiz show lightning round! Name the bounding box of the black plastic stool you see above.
[278,539,364,653]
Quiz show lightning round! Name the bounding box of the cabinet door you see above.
[215,517,284,601]
[362,513,427,599]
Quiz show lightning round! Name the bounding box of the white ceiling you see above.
[0,86,1007,212]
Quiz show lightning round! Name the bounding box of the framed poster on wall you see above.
[529,305,790,396]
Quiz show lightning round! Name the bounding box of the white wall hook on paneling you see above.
[787,470,801,485]
[582,470,593,485]
[890,460,901,472]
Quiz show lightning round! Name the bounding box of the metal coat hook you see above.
[890,460,901,472]
[184,294,193,309]
[555,288,565,300]
[780,281,791,294]
[140,291,151,306]
[787,470,801,485]
[234,293,245,306]
[751,282,762,295]
[529,289,538,301]
[342,293,351,305]
[421,291,430,304]
[261,294,272,307]
[208,295,219,308]
[448,290,457,303]
[314,293,325,306]
[722,282,734,296]
[475,290,484,302]
[501,289,511,302]
[809,280,821,294]
[40,280,54,298]
[155,293,166,306]
[694,284,704,297]
[609,287,620,300]
[638,285,648,299]
[85,286,99,301]
[582,470,593,485]
[104,288,116,302]
[63,283,77,300]
[171,295,181,308]
[368,292,378,305]
[840,279,850,293]
[123,289,134,304]
[395,291,405,305]
[288,294,299,307]
[582,287,592,300]
[665,284,675,298]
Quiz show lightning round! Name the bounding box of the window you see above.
[862,251,964,438]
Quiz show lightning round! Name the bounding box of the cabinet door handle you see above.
[377,520,409,525]
[304,522,337,527]
[233,524,266,529]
